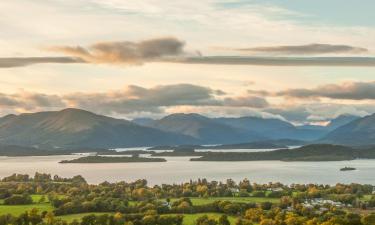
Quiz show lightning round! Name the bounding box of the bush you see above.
[4,194,32,205]
[252,191,265,197]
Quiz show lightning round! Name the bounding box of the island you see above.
[59,155,166,163]
[340,167,356,171]
[191,144,375,162]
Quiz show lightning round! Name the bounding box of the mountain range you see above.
[319,114,375,146]
[0,108,369,148]
[0,108,197,148]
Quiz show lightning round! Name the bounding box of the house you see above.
[267,187,284,192]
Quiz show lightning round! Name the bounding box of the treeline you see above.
[191,144,375,161]
[59,155,166,164]
[2,201,375,225]
[0,210,184,225]
[1,172,86,183]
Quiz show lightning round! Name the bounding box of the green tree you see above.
[218,215,230,225]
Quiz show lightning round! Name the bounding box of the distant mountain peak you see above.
[0,108,197,148]
[320,113,374,146]
[326,114,360,130]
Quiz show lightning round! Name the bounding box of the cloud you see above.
[64,84,223,114]
[0,57,82,68]
[233,43,368,55]
[65,84,268,114]
[0,91,65,111]
[50,37,187,65]
[179,56,375,67]
[0,84,266,116]
[277,81,375,100]
[0,83,374,125]
[2,38,375,68]
[265,104,371,124]
[223,96,269,108]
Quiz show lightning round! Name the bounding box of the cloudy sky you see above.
[1,0,375,124]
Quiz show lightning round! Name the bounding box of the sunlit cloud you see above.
[231,43,368,55]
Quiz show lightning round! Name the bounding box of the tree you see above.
[45,211,55,225]
[196,215,218,225]
[260,219,276,225]
[362,214,375,225]
[39,195,46,203]
[177,201,192,214]
[218,215,230,225]
[245,208,263,222]
[29,208,42,225]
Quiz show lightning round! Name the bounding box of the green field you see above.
[172,213,237,225]
[0,194,52,215]
[360,195,373,201]
[57,213,236,225]
[170,197,279,205]
[0,203,53,215]
[57,213,113,222]
[129,196,279,206]
[0,195,276,222]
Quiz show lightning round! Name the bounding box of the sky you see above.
[1,0,375,124]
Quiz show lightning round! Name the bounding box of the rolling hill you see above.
[320,113,375,146]
[0,108,197,148]
[142,113,265,144]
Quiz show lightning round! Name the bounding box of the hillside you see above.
[215,116,327,141]
[320,113,375,146]
[144,113,265,144]
[0,108,197,148]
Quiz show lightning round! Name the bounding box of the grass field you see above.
[170,197,279,205]
[0,194,53,215]
[129,196,279,206]
[361,195,373,201]
[170,213,237,225]
[57,213,113,222]
[0,203,53,215]
[57,213,236,224]
[31,194,47,203]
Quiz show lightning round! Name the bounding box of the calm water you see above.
[0,155,374,185]
[115,146,300,153]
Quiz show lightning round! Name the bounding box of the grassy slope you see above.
[179,213,236,225]
[0,203,53,215]
[129,196,279,206]
[57,213,113,222]
[171,197,279,205]
[58,213,236,225]
[1,195,276,222]
[0,195,52,216]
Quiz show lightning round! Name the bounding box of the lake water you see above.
[0,155,374,185]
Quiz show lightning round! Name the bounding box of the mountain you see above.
[133,114,361,143]
[320,114,375,146]
[214,116,324,141]
[131,118,156,127]
[326,114,360,130]
[142,113,265,144]
[0,109,361,149]
[0,108,197,148]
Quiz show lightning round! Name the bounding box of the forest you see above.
[0,173,374,224]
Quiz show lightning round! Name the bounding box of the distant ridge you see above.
[0,108,363,149]
[145,113,266,144]
[320,113,375,146]
[134,113,359,143]
[0,108,197,148]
